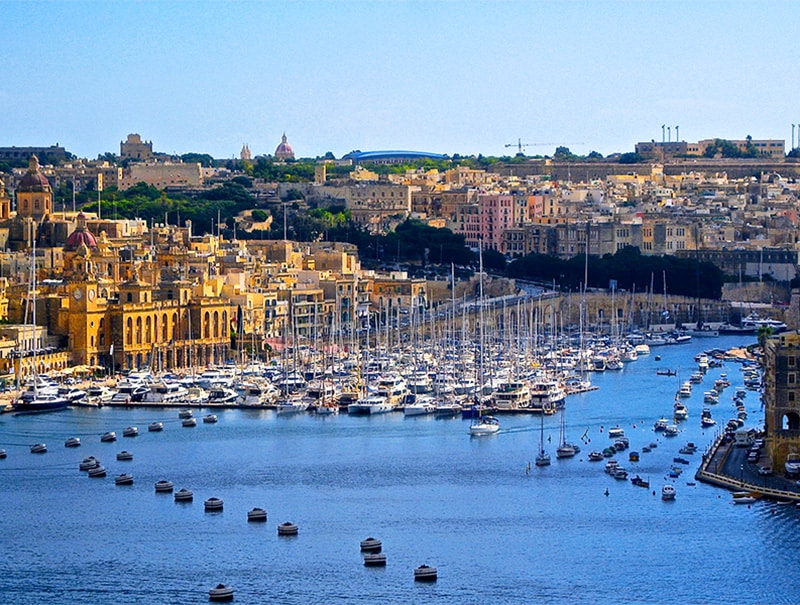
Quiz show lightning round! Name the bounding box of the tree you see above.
[481,248,506,271]
[618,152,644,164]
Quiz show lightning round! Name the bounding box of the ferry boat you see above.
[529,380,566,412]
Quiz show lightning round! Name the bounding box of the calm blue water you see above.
[1,335,799,605]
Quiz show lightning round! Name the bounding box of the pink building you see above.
[478,193,515,252]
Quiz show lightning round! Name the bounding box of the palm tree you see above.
[757,325,774,349]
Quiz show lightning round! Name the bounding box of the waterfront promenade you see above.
[698,432,800,502]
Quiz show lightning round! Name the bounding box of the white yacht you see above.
[403,395,436,416]
[142,381,189,405]
[349,394,393,415]
[493,381,532,410]
[529,380,566,413]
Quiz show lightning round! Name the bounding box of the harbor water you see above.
[1,335,799,604]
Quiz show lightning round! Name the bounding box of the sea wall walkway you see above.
[696,432,800,502]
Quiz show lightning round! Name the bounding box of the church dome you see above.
[17,155,51,193]
[65,225,97,251]
[274,133,295,160]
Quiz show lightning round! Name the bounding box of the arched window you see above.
[162,313,168,341]
[213,311,219,338]
[145,316,152,344]
[126,318,133,345]
[172,312,178,342]
[99,318,105,346]
[204,311,210,338]
[136,317,142,344]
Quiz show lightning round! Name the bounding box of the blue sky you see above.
[2,1,798,160]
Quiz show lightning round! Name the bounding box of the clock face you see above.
[88,289,96,301]
[72,289,83,301]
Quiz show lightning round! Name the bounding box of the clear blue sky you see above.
[2,1,798,160]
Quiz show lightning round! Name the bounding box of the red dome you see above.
[65,227,97,251]
[274,133,295,160]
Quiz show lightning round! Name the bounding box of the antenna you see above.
[662,124,665,144]
[675,125,679,142]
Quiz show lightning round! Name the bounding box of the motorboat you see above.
[277,521,298,536]
[100,431,116,442]
[414,564,438,582]
[277,396,311,414]
[204,497,224,511]
[85,385,114,406]
[64,436,81,448]
[656,368,677,376]
[208,584,234,602]
[109,380,149,404]
[12,392,69,414]
[174,488,193,501]
[588,451,605,462]
[79,456,99,470]
[629,451,640,462]
[678,382,692,398]
[653,418,669,432]
[116,450,133,461]
[360,537,382,553]
[154,480,174,493]
[403,396,436,416]
[178,409,193,419]
[664,424,679,437]
[469,415,500,436]
[57,386,88,405]
[114,473,133,485]
[673,402,689,420]
[30,443,47,454]
[247,507,268,522]
[612,467,628,480]
[182,417,197,427]
[348,394,393,416]
[630,475,650,488]
[661,484,676,501]
[87,465,106,478]
[363,552,387,567]
[148,421,164,432]
[122,426,138,437]
[203,414,218,424]
[142,381,190,405]
[608,427,625,439]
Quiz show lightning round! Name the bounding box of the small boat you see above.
[148,421,164,432]
[469,415,500,436]
[182,417,197,427]
[641,445,651,453]
[653,418,669,432]
[277,521,298,536]
[208,584,234,602]
[64,437,81,448]
[613,467,628,480]
[414,564,438,582]
[656,369,677,376]
[87,465,106,478]
[673,457,690,465]
[661,484,676,501]
[204,497,224,511]
[100,431,116,442]
[0,449,6,459]
[732,491,761,504]
[628,451,640,462]
[116,450,133,461]
[174,488,193,501]
[631,475,649,488]
[247,507,268,522]
[360,537,382,552]
[154,480,174,493]
[79,456,99,470]
[178,409,193,419]
[203,414,218,424]
[30,443,47,454]
[664,425,679,437]
[122,426,138,438]
[364,552,387,567]
[588,451,605,462]
[608,427,625,438]
[115,473,134,485]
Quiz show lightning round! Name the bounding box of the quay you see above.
[697,432,800,503]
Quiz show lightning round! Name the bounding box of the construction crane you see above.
[505,138,585,155]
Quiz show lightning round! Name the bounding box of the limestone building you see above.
[762,331,800,472]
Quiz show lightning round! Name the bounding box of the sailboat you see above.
[469,412,500,436]
[535,411,550,466]
[555,407,577,458]
[12,236,68,414]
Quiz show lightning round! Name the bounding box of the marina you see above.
[1,335,800,604]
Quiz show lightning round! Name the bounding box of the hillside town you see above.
[0,133,799,381]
